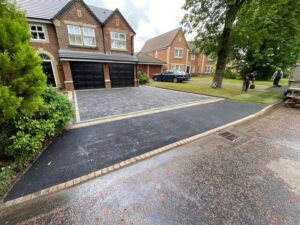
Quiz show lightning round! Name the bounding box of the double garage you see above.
[70,62,135,90]
[59,50,138,90]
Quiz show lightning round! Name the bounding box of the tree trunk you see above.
[212,2,244,88]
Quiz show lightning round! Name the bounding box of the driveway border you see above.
[0,102,280,210]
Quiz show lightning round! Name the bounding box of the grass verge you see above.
[148,81,282,104]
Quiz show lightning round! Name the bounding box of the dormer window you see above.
[111,32,126,50]
[30,25,46,40]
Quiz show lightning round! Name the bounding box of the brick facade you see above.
[26,0,137,91]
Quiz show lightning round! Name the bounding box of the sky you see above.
[85,0,190,52]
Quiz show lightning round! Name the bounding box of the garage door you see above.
[70,62,105,90]
[109,64,134,88]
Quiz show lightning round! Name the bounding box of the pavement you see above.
[4,99,263,201]
[0,105,299,225]
[75,86,213,122]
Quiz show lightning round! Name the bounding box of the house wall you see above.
[54,0,104,52]
[29,23,64,88]
[103,11,135,55]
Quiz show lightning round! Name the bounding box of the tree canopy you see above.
[0,0,46,124]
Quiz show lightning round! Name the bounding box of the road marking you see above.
[68,98,223,129]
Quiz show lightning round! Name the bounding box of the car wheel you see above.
[153,77,158,81]
[173,78,178,83]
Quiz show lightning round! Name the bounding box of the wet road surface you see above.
[0,105,299,224]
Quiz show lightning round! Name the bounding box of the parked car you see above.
[284,64,300,107]
[152,70,190,83]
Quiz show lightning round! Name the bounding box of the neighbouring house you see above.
[16,0,138,90]
[188,42,216,77]
[136,53,165,78]
[140,27,216,76]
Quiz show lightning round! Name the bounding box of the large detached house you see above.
[16,0,138,90]
[140,28,216,76]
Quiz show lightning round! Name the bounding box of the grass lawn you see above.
[191,76,289,86]
[148,80,282,104]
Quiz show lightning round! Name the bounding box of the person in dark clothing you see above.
[242,71,256,92]
[272,68,283,87]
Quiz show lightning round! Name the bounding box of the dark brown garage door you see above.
[109,64,134,88]
[70,62,105,90]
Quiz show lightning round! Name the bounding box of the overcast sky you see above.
[85,0,189,52]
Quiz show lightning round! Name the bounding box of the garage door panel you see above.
[71,62,105,90]
[109,64,134,88]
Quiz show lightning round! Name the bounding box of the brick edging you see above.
[0,102,280,210]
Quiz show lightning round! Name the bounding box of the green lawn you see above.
[191,76,288,86]
[148,81,282,104]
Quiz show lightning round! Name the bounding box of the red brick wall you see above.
[169,30,189,70]
[29,23,65,87]
[55,0,104,52]
[103,11,135,55]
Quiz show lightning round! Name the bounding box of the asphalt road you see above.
[4,100,263,201]
[1,106,299,224]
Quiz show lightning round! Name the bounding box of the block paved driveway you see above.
[75,86,214,122]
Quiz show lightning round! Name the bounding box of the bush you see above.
[224,68,241,79]
[138,72,150,84]
[0,87,73,167]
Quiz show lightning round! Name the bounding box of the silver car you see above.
[284,64,300,107]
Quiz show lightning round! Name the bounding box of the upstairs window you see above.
[205,65,214,74]
[83,28,96,47]
[67,25,96,47]
[30,25,46,40]
[111,32,126,50]
[174,48,183,58]
[68,25,82,45]
[191,54,196,60]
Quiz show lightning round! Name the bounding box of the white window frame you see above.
[110,31,127,50]
[207,55,214,61]
[171,64,184,72]
[67,25,96,47]
[174,48,184,58]
[30,24,47,41]
[191,54,196,60]
[205,65,214,74]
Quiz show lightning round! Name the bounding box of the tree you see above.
[0,0,46,124]
[182,0,249,88]
[231,0,300,79]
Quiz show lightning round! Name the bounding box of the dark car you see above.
[152,70,190,83]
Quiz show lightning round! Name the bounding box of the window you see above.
[174,48,183,58]
[191,54,196,60]
[171,64,184,71]
[207,55,214,61]
[205,66,214,74]
[83,27,96,47]
[111,32,126,50]
[67,25,96,47]
[30,25,46,40]
[155,50,158,58]
[68,25,83,45]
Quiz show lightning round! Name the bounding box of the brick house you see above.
[140,28,216,76]
[16,0,138,90]
[136,53,165,78]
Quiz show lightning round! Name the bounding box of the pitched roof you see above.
[87,5,114,23]
[15,0,71,20]
[136,53,166,65]
[15,0,114,23]
[140,28,182,52]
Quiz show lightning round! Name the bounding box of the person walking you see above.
[272,68,283,87]
[242,71,256,92]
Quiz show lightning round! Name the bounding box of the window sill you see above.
[110,48,128,52]
[174,57,183,59]
[69,44,98,49]
[30,39,49,43]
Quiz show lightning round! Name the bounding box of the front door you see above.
[186,64,190,74]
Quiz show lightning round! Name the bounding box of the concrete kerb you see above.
[0,101,280,210]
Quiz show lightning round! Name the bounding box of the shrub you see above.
[0,87,73,167]
[138,72,150,84]
[224,68,241,79]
